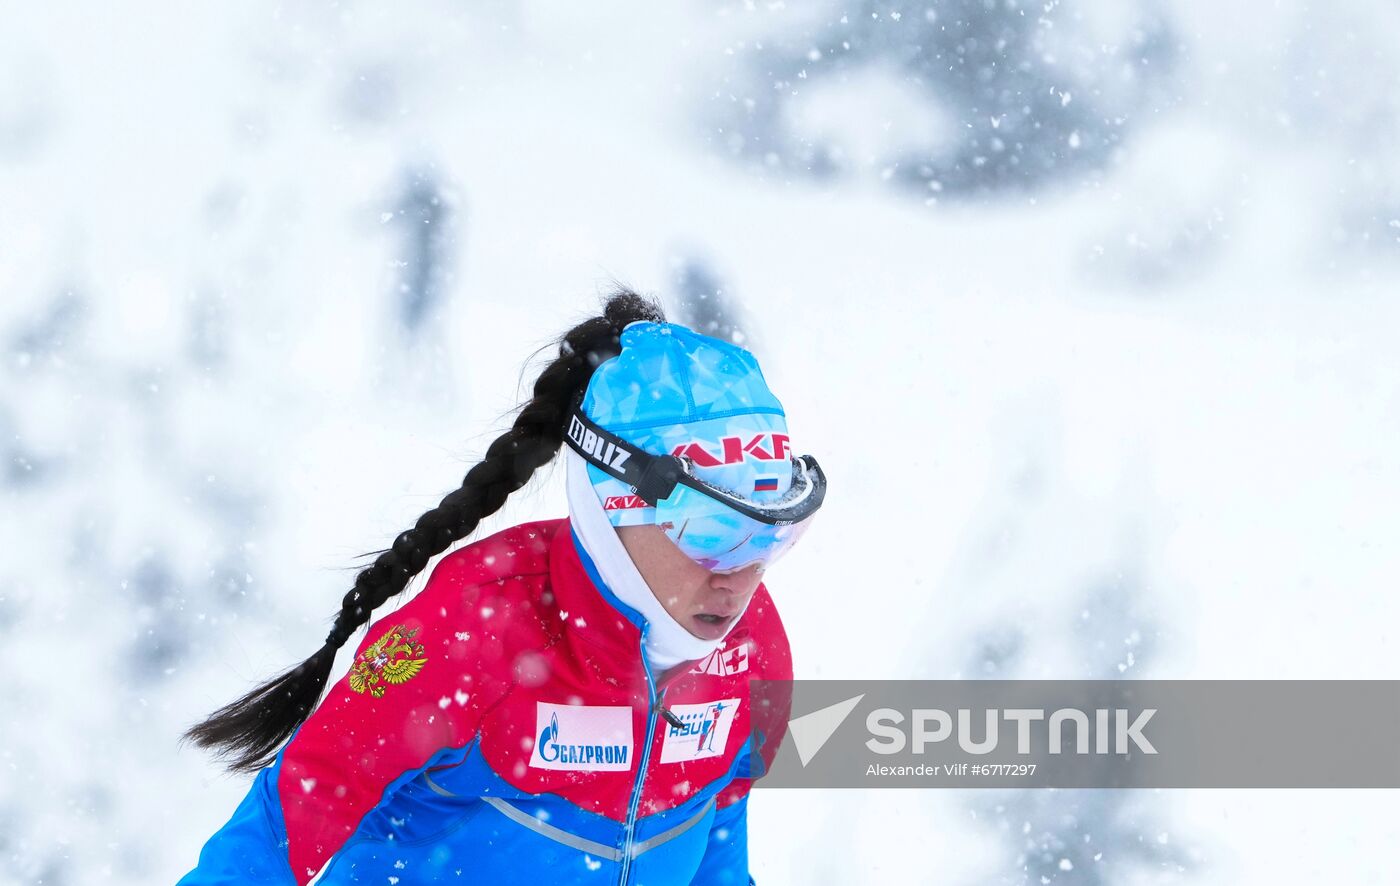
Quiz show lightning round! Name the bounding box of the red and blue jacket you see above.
[179,517,792,885]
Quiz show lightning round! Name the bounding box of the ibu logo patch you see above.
[528,703,633,772]
[660,699,741,764]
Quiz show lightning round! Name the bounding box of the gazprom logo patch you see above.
[528,702,633,772]
[660,698,741,764]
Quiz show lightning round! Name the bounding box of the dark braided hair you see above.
[183,288,666,774]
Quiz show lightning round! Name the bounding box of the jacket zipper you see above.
[618,625,665,886]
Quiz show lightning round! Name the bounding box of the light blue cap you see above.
[580,321,794,526]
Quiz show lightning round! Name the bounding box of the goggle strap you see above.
[566,400,827,526]
[564,406,681,505]
[633,456,686,507]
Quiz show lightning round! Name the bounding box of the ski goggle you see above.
[564,405,825,573]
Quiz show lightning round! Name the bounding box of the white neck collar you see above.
[564,448,728,672]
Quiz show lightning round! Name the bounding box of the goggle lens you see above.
[661,510,815,573]
[652,456,822,572]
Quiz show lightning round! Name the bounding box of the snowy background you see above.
[3,1,1399,883]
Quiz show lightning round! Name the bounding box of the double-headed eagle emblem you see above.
[348,624,428,698]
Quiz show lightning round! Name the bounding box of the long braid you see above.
[183,289,666,774]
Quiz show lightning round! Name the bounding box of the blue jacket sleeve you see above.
[176,760,297,885]
[689,793,753,886]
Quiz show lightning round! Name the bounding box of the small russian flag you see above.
[753,477,779,493]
